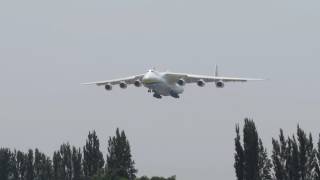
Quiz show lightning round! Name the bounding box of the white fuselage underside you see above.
[142,71,184,96]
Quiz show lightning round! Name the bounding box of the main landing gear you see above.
[170,91,180,99]
[153,93,162,99]
[149,89,162,99]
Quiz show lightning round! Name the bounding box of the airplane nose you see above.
[142,72,158,84]
[142,74,149,81]
[142,74,149,83]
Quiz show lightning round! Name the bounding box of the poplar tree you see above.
[53,151,63,180]
[25,149,34,180]
[272,130,288,180]
[243,119,259,180]
[258,139,272,180]
[71,146,82,180]
[83,130,105,177]
[106,128,137,180]
[60,143,72,180]
[315,134,320,180]
[10,150,19,180]
[31,148,52,180]
[234,125,244,180]
[272,126,316,180]
[16,150,27,180]
[0,148,11,180]
[234,119,272,180]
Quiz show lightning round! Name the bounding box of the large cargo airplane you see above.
[82,67,263,99]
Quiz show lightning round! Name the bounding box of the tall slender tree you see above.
[243,119,259,180]
[53,151,63,180]
[258,139,272,180]
[0,148,11,180]
[71,146,82,180]
[34,149,53,180]
[34,148,42,179]
[25,149,34,180]
[16,150,27,180]
[10,150,19,180]
[106,128,137,180]
[297,127,316,180]
[273,131,288,180]
[315,134,320,180]
[234,125,244,180]
[234,119,272,180]
[272,126,317,180]
[83,130,105,178]
[60,143,73,180]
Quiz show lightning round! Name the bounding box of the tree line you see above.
[0,128,175,180]
[4,118,319,180]
[235,118,320,180]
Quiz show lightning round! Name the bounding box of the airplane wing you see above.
[82,74,144,86]
[164,72,264,84]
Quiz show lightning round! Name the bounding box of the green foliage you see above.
[136,176,150,180]
[72,146,83,180]
[91,171,111,180]
[60,143,73,180]
[271,129,287,180]
[16,150,27,179]
[257,139,272,180]
[0,129,173,180]
[0,148,11,180]
[234,125,244,180]
[315,134,320,180]
[235,119,272,180]
[136,176,176,180]
[106,128,137,180]
[83,130,105,178]
[272,126,317,180]
[243,119,259,180]
[34,148,52,180]
[25,149,34,180]
[53,151,62,180]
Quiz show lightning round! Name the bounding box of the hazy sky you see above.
[1,0,320,179]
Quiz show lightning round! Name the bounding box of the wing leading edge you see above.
[164,72,264,84]
[82,74,144,86]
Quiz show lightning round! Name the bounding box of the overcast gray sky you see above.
[1,0,320,179]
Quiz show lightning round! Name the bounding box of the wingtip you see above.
[255,78,268,81]
[81,82,95,85]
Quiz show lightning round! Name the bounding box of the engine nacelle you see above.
[177,79,186,86]
[119,82,127,89]
[216,81,224,88]
[134,80,142,87]
[105,84,112,91]
[197,80,205,87]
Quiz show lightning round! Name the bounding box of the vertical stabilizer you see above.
[215,65,219,77]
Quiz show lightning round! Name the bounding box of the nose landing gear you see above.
[148,89,156,93]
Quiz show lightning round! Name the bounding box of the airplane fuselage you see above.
[142,70,184,98]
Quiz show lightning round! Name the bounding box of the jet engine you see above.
[177,79,186,86]
[197,80,205,87]
[216,81,224,88]
[119,82,127,89]
[105,84,112,91]
[134,80,142,87]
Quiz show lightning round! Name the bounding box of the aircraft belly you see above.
[144,82,172,96]
[144,82,183,96]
